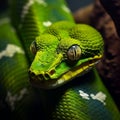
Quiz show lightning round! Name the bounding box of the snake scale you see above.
[0,0,120,120]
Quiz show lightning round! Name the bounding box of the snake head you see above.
[29,21,104,89]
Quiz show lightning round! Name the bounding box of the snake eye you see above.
[67,45,81,61]
[30,41,37,54]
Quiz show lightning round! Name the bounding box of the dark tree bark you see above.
[100,0,120,37]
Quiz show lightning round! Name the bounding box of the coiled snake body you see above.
[0,0,120,120]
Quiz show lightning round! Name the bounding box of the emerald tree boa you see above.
[0,0,120,120]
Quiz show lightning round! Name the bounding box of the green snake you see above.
[0,0,120,120]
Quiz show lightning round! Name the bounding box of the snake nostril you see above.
[49,69,55,75]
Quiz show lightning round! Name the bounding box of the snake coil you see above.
[0,0,120,120]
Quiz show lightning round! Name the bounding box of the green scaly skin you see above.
[0,0,120,120]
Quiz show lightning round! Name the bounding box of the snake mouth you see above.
[29,55,102,89]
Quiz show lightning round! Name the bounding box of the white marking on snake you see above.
[90,92,107,105]
[21,0,34,21]
[57,79,64,84]
[21,0,47,21]
[35,0,47,6]
[79,90,90,100]
[61,5,70,13]
[0,44,24,59]
[43,21,52,27]
[79,90,107,105]
[0,18,10,25]
[5,88,28,110]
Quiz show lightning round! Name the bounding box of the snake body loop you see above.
[0,0,120,120]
